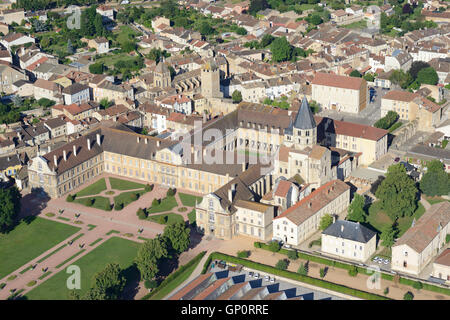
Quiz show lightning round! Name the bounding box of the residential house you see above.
[44,117,67,138]
[0,62,27,94]
[432,249,450,284]
[385,50,413,72]
[62,83,90,105]
[0,32,35,50]
[33,78,63,104]
[88,37,109,54]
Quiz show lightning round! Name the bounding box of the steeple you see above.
[293,96,316,130]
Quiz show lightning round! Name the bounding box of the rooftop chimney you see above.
[341,224,344,233]
[87,138,91,150]
[53,155,57,167]
[63,150,67,161]
[96,133,101,146]
[73,145,77,156]
[145,138,148,144]
[228,188,233,202]
[137,136,140,143]
[157,140,161,147]
[242,162,246,171]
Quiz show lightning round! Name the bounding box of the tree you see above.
[413,281,423,290]
[67,39,74,54]
[347,194,366,223]
[100,98,113,109]
[297,263,308,275]
[232,90,242,104]
[83,263,126,300]
[163,222,190,254]
[237,250,250,258]
[408,61,430,80]
[198,22,215,36]
[380,223,398,248]
[275,259,289,270]
[270,37,293,62]
[403,291,414,300]
[319,268,326,278]
[235,27,247,35]
[135,237,168,281]
[137,208,147,220]
[348,265,358,277]
[320,214,334,230]
[420,160,450,196]
[89,63,104,75]
[287,250,298,260]
[259,34,275,48]
[417,67,439,85]
[349,70,361,78]
[268,240,281,252]
[363,73,375,82]
[375,164,418,220]
[249,0,270,15]
[0,186,21,233]
[309,14,323,25]
[166,188,175,197]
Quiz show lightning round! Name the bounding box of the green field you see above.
[0,217,80,279]
[75,178,107,197]
[188,209,196,224]
[341,19,368,29]
[178,193,203,207]
[147,196,178,214]
[148,213,184,225]
[25,237,141,300]
[74,196,112,211]
[109,177,146,191]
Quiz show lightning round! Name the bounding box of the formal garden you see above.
[66,177,153,211]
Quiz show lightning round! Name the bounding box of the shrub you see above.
[413,281,423,290]
[254,242,262,248]
[144,279,158,290]
[45,212,55,217]
[66,194,74,202]
[158,215,168,224]
[166,188,176,197]
[319,268,326,278]
[237,250,250,258]
[145,184,153,192]
[403,291,414,300]
[115,202,123,211]
[384,287,389,295]
[7,275,17,281]
[268,241,281,252]
[137,208,147,220]
[297,263,308,276]
[446,234,450,244]
[287,250,298,260]
[85,198,94,207]
[348,265,358,277]
[152,198,160,206]
[275,259,289,270]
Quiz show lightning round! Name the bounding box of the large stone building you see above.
[391,202,450,276]
[311,72,368,114]
[272,179,351,246]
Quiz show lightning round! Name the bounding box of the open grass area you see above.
[148,213,184,225]
[367,201,426,237]
[75,178,107,197]
[147,196,178,214]
[178,193,203,207]
[341,19,368,29]
[25,237,141,300]
[188,209,196,225]
[425,196,449,205]
[114,190,146,208]
[74,196,112,211]
[0,217,80,279]
[109,177,146,191]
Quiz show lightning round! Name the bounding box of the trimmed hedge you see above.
[141,251,206,300]
[201,252,389,300]
[255,242,450,296]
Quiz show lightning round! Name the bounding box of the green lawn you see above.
[25,237,141,300]
[188,209,196,225]
[147,196,178,214]
[75,178,107,197]
[74,196,112,211]
[341,19,368,29]
[109,177,145,191]
[148,213,184,225]
[425,196,449,205]
[367,201,426,237]
[114,190,146,208]
[178,193,203,207]
[0,217,80,279]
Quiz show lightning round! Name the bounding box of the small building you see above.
[88,37,109,54]
[0,153,22,180]
[44,117,67,138]
[321,220,377,262]
[432,249,450,284]
[62,83,90,105]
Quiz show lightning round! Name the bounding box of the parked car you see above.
[254,273,259,278]
[270,277,275,283]
[264,275,269,281]
[249,271,254,277]
[283,244,291,249]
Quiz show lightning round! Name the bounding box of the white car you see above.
[270,277,275,283]
[254,273,259,278]
[264,275,269,281]
[383,259,389,265]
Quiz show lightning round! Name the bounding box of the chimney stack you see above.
[341,224,344,233]
[145,138,148,144]
[96,133,101,146]
[242,162,246,171]
[53,155,57,167]
[137,136,140,143]
[63,150,67,161]
[228,188,233,202]
[157,140,161,147]
[87,138,91,150]
[73,145,77,156]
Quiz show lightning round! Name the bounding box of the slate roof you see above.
[322,220,376,243]
[292,96,316,130]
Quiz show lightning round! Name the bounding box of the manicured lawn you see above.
[178,193,203,207]
[341,19,367,29]
[114,190,146,208]
[425,196,449,205]
[109,177,146,191]
[367,201,426,237]
[75,178,107,197]
[25,237,141,300]
[0,217,80,279]
[74,196,112,211]
[188,209,196,224]
[148,213,184,225]
[147,196,178,214]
